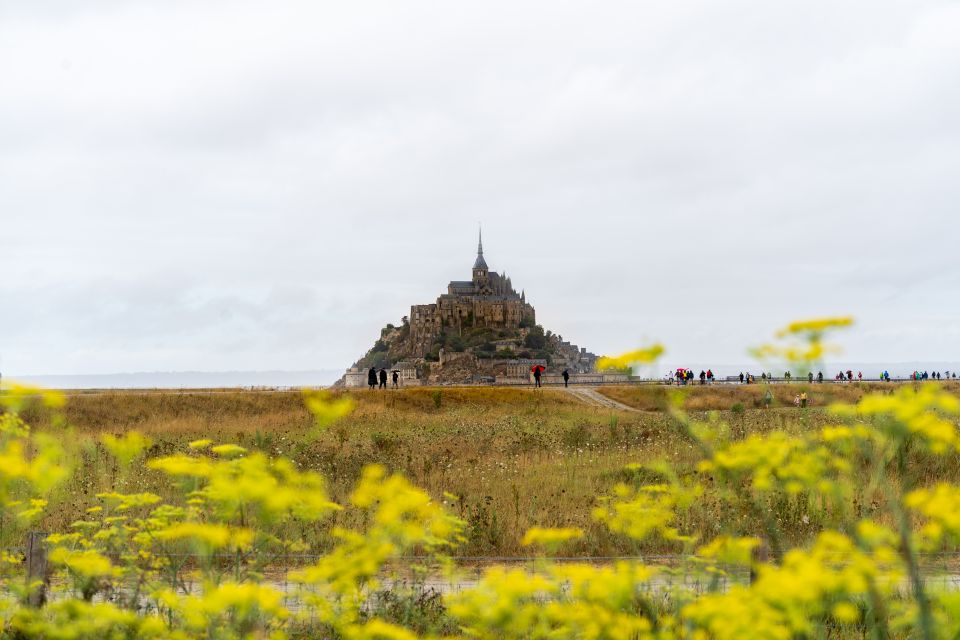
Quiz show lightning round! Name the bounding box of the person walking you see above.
[534,366,542,388]
[817,371,823,383]
[794,394,801,407]
[562,369,570,387]
[706,369,714,383]
[739,372,745,384]
[808,372,814,383]
[368,367,377,390]
[699,370,706,385]
[378,368,387,389]
[392,370,399,388]
[800,391,808,408]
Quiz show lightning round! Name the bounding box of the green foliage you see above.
[523,325,546,349]
[447,335,466,352]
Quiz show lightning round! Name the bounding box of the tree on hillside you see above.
[524,325,546,350]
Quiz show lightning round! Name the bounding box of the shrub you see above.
[523,326,546,350]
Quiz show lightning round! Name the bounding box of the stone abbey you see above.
[339,230,610,387]
[408,231,536,357]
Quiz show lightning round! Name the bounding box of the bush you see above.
[448,336,466,352]
[524,326,546,350]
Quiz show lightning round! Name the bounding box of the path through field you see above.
[563,387,639,411]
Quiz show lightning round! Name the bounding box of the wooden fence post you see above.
[750,537,770,585]
[26,531,49,607]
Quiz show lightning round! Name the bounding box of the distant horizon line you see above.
[7,361,960,378]
[5,368,343,378]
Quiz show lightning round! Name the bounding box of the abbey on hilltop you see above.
[408,230,536,357]
[339,231,608,386]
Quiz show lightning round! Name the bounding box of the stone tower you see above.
[472,228,489,292]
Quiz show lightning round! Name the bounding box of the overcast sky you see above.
[2,0,959,376]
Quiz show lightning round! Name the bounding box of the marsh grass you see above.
[14,384,958,556]
[597,381,953,412]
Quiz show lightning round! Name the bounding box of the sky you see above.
[1,0,959,377]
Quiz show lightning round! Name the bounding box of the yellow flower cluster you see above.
[837,383,960,453]
[521,526,584,552]
[752,315,853,371]
[593,482,698,543]
[596,344,665,371]
[448,562,659,639]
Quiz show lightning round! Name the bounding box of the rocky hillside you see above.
[337,317,594,385]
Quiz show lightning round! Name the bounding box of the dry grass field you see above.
[595,381,944,411]
[17,383,958,557]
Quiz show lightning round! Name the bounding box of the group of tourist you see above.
[367,367,399,389]
[668,369,716,385]
[719,370,956,384]
[365,364,958,390]
[738,372,771,384]
[911,371,954,380]
[834,370,862,382]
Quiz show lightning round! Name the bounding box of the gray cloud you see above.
[1,0,959,375]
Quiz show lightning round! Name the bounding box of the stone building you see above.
[409,232,536,357]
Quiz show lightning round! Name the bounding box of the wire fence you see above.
[10,542,960,618]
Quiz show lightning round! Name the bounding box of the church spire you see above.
[472,225,488,271]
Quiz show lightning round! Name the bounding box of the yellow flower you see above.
[211,443,247,457]
[101,432,152,466]
[0,381,66,412]
[521,527,583,551]
[48,547,117,579]
[596,344,665,371]
[153,522,253,551]
[96,491,162,511]
[594,482,698,543]
[303,389,355,432]
[777,316,855,337]
[696,536,759,566]
[840,384,960,453]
